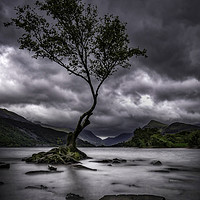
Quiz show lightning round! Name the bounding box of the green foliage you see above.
[56,137,64,146]
[5,0,146,83]
[188,130,200,148]
[24,146,87,163]
[125,128,200,148]
[150,134,173,148]
[143,120,167,133]
[0,120,36,147]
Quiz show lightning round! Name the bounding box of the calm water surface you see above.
[0,147,199,200]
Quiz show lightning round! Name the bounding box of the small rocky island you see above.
[23,146,87,164]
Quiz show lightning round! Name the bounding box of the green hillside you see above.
[164,122,200,134]
[0,119,36,147]
[143,120,167,130]
[0,108,94,147]
[0,108,28,122]
[0,117,68,147]
[124,128,200,148]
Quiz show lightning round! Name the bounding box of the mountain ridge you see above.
[103,133,134,146]
[143,120,167,131]
[142,120,200,134]
[1,108,200,147]
[0,108,28,123]
[0,108,94,147]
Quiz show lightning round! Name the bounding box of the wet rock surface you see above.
[72,164,97,171]
[48,165,57,171]
[150,169,170,173]
[111,182,140,188]
[25,170,64,175]
[91,158,127,164]
[150,160,162,166]
[99,194,166,200]
[25,185,48,190]
[0,162,10,169]
[66,193,84,200]
[23,146,86,164]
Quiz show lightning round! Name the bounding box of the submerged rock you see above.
[25,170,63,175]
[111,182,140,188]
[0,163,10,169]
[91,159,113,163]
[72,164,97,171]
[150,160,162,166]
[99,194,165,200]
[25,185,48,190]
[112,158,127,164]
[111,158,127,164]
[0,181,4,185]
[91,158,127,164]
[23,146,87,164]
[150,170,170,173]
[134,159,146,161]
[48,165,57,171]
[166,167,189,172]
[66,193,84,200]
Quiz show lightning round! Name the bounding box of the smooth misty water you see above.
[0,148,200,200]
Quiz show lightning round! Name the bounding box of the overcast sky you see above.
[0,0,200,137]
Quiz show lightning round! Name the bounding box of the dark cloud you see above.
[101,0,200,81]
[0,0,200,137]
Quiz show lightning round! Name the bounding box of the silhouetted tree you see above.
[5,0,147,151]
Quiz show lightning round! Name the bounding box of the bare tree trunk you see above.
[67,96,97,150]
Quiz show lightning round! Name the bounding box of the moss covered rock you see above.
[23,146,87,164]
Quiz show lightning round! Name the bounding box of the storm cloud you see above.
[0,0,200,136]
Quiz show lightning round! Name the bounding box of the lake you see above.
[0,147,200,200]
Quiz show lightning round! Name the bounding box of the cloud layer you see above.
[0,0,200,136]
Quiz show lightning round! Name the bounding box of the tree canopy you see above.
[5,0,147,149]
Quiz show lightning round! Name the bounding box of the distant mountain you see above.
[143,120,167,132]
[103,133,134,146]
[0,117,67,147]
[43,124,103,146]
[164,122,200,134]
[142,120,200,135]
[193,123,200,127]
[79,130,103,146]
[0,108,93,147]
[3,108,199,148]
[76,138,95,147]
[0,108,28,123]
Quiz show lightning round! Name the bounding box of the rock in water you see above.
[0,163,10,169]
[150,160,162,166]
[25,185,48,190]
[48,165,57,171]
[23,146,87,164]
[91,158,127,164]
[113,158,127,163]
[25,170,63,175]
[72,164,97,171]
[99,194,165,200]
[66,193,84,200]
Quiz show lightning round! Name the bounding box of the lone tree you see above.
[5,0,147,163]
